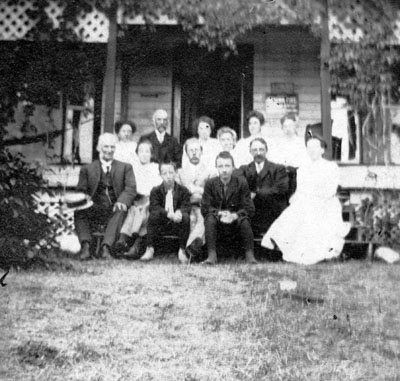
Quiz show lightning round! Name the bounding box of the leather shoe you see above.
[186,238,203,262]
[79,241,91,261]
[202,251,217,265]
[124,240,142,260]
[178,248,189,264]
[114,240,128,255]
[100,245,113,260]
[140,247,154,262]
[245,251,258,264]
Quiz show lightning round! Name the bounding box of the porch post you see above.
[103,4,118,133]
[320,0,332,159]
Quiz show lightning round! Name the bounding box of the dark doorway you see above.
[174,45,254,143]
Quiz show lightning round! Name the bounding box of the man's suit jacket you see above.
[140,131,182,166]
[149,182,191,219]
[76,160,136,207]
[236,159,288,233]
[201,175,255,222]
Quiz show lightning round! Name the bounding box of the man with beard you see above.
[139,109,182,166]
[177,138,216,260]
[236,138,288,236]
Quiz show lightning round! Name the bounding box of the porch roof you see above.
[1,1,399,44]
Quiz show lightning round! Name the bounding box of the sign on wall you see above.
[265,94,299,118]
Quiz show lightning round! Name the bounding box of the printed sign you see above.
[265,94,299,118]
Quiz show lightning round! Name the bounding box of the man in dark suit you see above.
[139,109,182,166]
[140,161,191,264]
[236,137,288,236]
[201,151,257,264]
[75,133,136,260]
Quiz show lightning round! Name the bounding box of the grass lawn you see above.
[0,255,399,381]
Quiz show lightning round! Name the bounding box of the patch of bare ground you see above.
[0,257,399,380]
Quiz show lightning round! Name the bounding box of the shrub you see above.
[0,149,63,269]
[355,190,400,251]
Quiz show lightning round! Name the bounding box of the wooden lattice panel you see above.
[34,192,75,235]
[0,0,36,40]
[72,8,108,42]
[0,0,109,42]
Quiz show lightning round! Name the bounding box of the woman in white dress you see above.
[116,139,162,257]
[182,116,221,170]
[114,121,139,167]
[268,113,309,197]
[261,136,350,265]
[268,113,309,168]
[233,110,265,167]
[217,126,240,167]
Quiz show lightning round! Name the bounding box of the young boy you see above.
[140,161,191,263]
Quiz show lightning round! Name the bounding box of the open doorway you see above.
[173,45,253,143]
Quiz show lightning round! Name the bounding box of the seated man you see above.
[201,151,257,264]
[75,133,136,260]
[236,138,288,236]
[177,138,216,259]
[140,161,191,264]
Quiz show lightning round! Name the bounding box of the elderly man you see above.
[75,133,136,260]
[177,138,216,259]
[236,138,288,236]
[140,109,182,166]
[201,151,256,264]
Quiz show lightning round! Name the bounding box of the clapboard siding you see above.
[126,65,173,136]
[253,29,321,139]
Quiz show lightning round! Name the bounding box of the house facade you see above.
[1,1,400,194]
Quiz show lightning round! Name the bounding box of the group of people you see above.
[73,108,350,265]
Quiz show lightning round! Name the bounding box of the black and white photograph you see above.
[0,0,400,379]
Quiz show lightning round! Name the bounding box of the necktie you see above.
[165,189,174,214]
[105,165,112,204]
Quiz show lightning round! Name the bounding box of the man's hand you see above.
[172,210,183,223]
[218,211,238,224]
[251,192,256,200]
[113,202,128,212]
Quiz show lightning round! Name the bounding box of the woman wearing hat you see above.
[261,135,350,265]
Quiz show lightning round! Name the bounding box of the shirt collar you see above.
[256,161,265,172]
[187,161,200,173]
[100,159,113,171]
[155,129,166,141]
[163,182,175,193]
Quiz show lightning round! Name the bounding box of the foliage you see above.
[355,190,400,250]
[0,149,66,269]
[329,0,400,164]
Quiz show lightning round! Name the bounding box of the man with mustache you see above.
[139,109,182,166]
[236,138,289,237]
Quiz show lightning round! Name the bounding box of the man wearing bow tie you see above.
[74,133,136,260]
[236,138,288,237]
